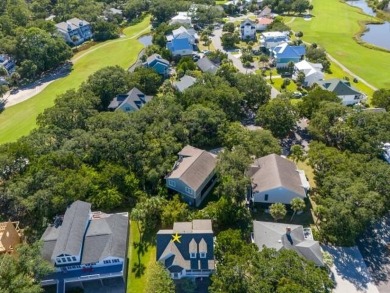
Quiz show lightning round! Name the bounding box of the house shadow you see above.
[356,215,390,287]
[321,245,374,291]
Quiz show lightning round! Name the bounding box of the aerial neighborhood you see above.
[0,1,390,293]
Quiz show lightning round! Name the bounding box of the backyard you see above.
[0,17,151,145]
[285,0,390,89]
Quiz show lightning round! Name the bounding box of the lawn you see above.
[287,0,390,89]
[127,221,156,293]
[271,77,298,92]
[0,17,151,145]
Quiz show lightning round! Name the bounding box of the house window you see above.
[62,258,66,263]
[200,252,206,258]
[67,257,72,262]
[57,259,62,263]
[185,187,193,195]
[190,252,196,259]
[169,180,176,187]
[264,194,269,201]
[72,257,76,261]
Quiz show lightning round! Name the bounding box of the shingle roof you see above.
[272,43,306,58]
[294,60,323,77]
[196,57,218,74]
[41,201,129,265]
[146,54,169,66]
[108,87,153,111]
[317,79,362,96]
[50,201,91,261]
[157,220,215,273]
[55,18,89,32]
[168,38,193,52]
[82,214,129,264]
[167,145,217,192]
[173,75,196,92]
[253,221,324,266]
[249,154,306,197]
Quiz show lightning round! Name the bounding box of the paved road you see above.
[211,28,280,98]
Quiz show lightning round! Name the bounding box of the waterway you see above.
[347,0,390,50]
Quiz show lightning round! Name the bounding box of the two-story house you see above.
[108,87,153,112]
[293,60,324,87]
[316,78,366,105]
[0,54,15,85]
[166,26,198,56]
[144,54,170,76]
[55,18,93,46]
[165,145,217,207]
[240,19,256,40]
[260,31,289,49]
[157,219,215,279]
[271,42,305,68]
[40,201,129,293]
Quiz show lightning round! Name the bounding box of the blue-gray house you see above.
[108,87,153,112]
[271,43,305,68]
[144,54,170,76]
[166,38,194,57]
[166,145,217,207]
[40,201,129,293]
[157,219,215,280]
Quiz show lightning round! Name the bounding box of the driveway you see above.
[322,245,379,293]
[211,29,280,98]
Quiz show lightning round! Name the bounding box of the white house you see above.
[260,31,289,49]
[240,19,256,40]
[55,18,93,46]
[316,79,366,105]
[170,12,192,25]
[248,154,309,204]
[256,17,273,31]
[293,60,324,87]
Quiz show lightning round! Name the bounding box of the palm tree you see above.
[290,198,306,221]
[269,203,287,222]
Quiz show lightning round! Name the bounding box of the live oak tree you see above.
[298,88,341,119]
[372,88,390,111]
[0,242,53,293]
[256,97,298,138]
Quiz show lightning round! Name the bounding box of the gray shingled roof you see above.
[146,54,169,66]
[253,221,324,266]
[82,214,129,264]
[250,154,306,197]
[173,75,196,92]
[317,79,362,96]
[51,201,91,261]
[41,201,129,265]
[108,87,153,111]
[167,145,217,192]
[196,57,218,74]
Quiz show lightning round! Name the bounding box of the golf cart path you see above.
[3,25,151,109]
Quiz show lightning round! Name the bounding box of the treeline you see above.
[0,64,277,240]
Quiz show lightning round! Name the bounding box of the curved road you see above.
[211,28,280,98]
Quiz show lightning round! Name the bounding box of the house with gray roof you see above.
[316,78,366,105]
[40,201,129,293]
[196,56,219,74]
[55,18,92,46]
[173,75,197,93]
[144,54,170,76]
[157,219,215,279]
[252,221,324,266]
[248,154,310,204]
[166,145,217,207]
[108,87,153,112]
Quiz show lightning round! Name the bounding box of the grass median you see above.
[0,17,151,145]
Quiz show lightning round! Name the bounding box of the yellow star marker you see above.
[172,233,182,243]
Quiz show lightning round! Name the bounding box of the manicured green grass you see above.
[0,17,151,145]
[271,77,298,92]
[287,0,390,89]
[127,221,156,293]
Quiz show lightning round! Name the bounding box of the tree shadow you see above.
[356,214,390,288]
[322,245,375,291]
[131,261,146,278]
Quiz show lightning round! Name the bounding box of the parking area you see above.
[322,245,379,293]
